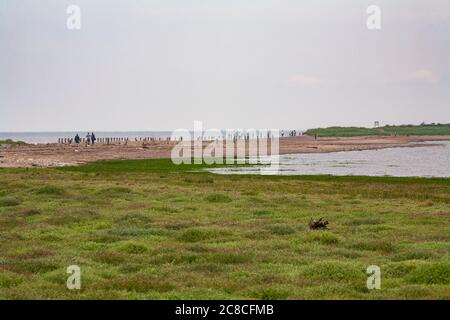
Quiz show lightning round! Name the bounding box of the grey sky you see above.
[1,0,449,131]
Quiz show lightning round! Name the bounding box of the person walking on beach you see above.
[91,132,96,145]
[86,132,91,145]
[74,134,80,144]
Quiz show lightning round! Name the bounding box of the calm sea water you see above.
[0,131,173,144]
[209,141,450,178]
[0,130,299,144]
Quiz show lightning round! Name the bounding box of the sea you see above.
[0,131,173,144]
[209,141,450,178]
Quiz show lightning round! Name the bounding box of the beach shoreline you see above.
[1,135,450,168]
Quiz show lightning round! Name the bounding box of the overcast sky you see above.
[1,0,449,131]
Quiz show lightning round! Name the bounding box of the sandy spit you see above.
[1,135,449,168]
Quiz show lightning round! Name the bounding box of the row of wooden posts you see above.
[57,137,174,144]
[57,135,279,145]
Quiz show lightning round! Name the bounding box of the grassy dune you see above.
[0,139,27,146]
[0,159,449,299]
[305,123,450,137]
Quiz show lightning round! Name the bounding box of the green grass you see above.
[305,123,450,137]
[0,159,449,299]
[0,139,27,146]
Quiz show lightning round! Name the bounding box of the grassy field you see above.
[0,139,27,146]
[0,159,449,299]
[305,123,450,137]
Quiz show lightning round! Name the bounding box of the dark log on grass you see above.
[309,218,329,230]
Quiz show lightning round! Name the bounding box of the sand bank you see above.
[0,135,449,168]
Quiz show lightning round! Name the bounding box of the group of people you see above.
[74,132,96,145]
[280,130,301,137]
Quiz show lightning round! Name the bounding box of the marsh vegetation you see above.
[0,159,449,299]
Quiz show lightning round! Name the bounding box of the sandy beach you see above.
[1,135,449,168]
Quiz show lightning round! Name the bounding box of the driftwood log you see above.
[309,218,329,230]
